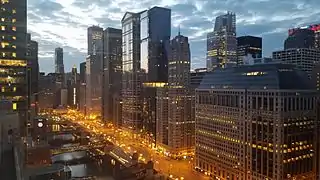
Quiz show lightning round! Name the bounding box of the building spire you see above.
[178,24,181,36]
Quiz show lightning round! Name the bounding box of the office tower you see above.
[237,36,262,65]
[312,63,320,92]
[102,27,122,124]
[156,87,168,146]
[0,0,28,136]
[207,12,237,71]
[121,12,143,131]
[67,66,79,109]
[272,48,320,78]
[54,47,64,74]
[167,33,194,156]
[86,26,103,117]
[38,73,56,110]
[284,29,314,50]
[288,24,320,49]
[79,62,86,114]
[195,63,318,180]
[141,7,171,142]
[26,33,39,132]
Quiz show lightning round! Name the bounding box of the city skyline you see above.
[28,0,320,72]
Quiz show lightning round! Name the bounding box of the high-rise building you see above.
[26,33,39,131]
[272,48,320,78]
[102,27,122,124]
[207,12,237,71]
[54,47,64,74]
[38,73,57,110]
[237,36,262,65]
[284,29,315,50]
[288,24,320,49]
[121,12,144,131]
[0,0,28,136]
[166,33,194,156]
[156,87,168,146]
[86,26,103,117]
[79,62,86,114]
[141,7,171,142]
[67,66,79,109]
[195,63,318,180]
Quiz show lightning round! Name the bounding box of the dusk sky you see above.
[27,0,319,72]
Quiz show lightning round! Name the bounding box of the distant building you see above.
[86,26,104,117]
[66,66,79,109]
[237,35,262,65]
[121,12,144,131]
[38,73,56,110]
[288,23,320,49]
[284,28,314,50]
[166,33,194,156]
[54,47,64,74]
[195,63,318,180]
[207,12,237,71]
[273,48,320,78]
[79,62,86,114]
[102,27,122,123]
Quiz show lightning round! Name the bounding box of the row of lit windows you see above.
[0,59,26,66]
[1,7,16,13]
[1,36,16,40]
[1,26,16,31]
[1,52,16,57]
[283,153,313,163]
[1,18,16,23]
[1,42,15,48]
[1,86,16,92]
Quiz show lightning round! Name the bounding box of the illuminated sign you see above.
[288,23,320,35]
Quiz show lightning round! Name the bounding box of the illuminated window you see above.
[12,26,16,31]
[2,52,5,57]
[12,36,16,40]
[12,52,16,57]
[12,9,16,14]
[12,45,16,49]
[1,0,9,4]
[13,87,16,92]
[1,26,5,30]
[1,87,4,92]
[1,42,8,48]
[12,19,16,23]
[12,103,17,110]
[1,18,4,21]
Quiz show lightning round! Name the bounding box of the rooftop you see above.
[198,63,314,90]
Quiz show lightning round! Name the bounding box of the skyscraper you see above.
[0,0,28,136]
[102,27,122,124]
[54,47,64,74]
[284,28,315,50]
[121,11,144,131]
[195,63,318,179]
[272,48,320,78]
[86,26,103,117]
[79,62,86,114]
[167,33,194,156]
[26,33,39,130]
[140,7,171,142]
[67,66,79,109]
[237,35,262,65]
[288,24,320,49]
[207,12,237,71]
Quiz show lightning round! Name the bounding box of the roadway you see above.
[49,110,209,180]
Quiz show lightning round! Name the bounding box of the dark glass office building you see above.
[102,27,122,124]
[237,35,262,65]
[284,28,315,50]
[0,0,28,136]
[54,47,64,74]
[140,7,171,141]
[79,62,86,114]
[195,63,318,179]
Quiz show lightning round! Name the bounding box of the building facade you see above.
[195,63,318,180]
[207,12,237,71]
[288,24,320,49]
[86,26,104,117]
[54,47,64,74]
[121,12,143,131]
[284,29,314,50]
[272,48,320,78]
[79,62,86,114]
[167,33,194,156]
[237,36,262,65]
[140,7,171,142]
[102,27,122,123]
[0,0,28,136]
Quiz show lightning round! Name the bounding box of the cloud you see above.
[27,0,320,72]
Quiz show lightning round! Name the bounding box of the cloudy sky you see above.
[27,0,319,72]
